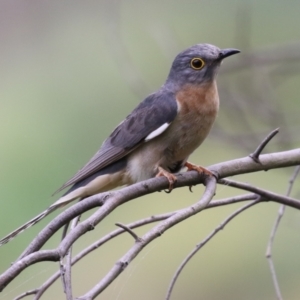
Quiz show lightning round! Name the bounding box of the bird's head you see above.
[166,43,240,89]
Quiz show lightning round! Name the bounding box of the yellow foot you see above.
[184,162,213,176]
[156,167,177,192]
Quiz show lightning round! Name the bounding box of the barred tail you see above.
[0,187,86,246]
[0,206,56,246]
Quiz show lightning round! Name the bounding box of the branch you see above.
[115,223,141,242]
[17,148,300,260]
[265,166,300,300]
[249,128,279,163]
[14,289,37,300]
[166,199,260,300]
[17,170,206,261]
[62,216,80,300]
[31,194,257,299]
[1,149,300,293]
[78,176,217,299]
[218,178,300,209]
[209,149,300,178]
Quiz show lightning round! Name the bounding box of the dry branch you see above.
[0,148,299,299]
[265,165,300,300]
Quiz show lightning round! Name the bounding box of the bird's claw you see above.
[156,167,177,193]
[185,162,214,177]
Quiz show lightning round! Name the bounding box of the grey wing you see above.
[54,91,178,194]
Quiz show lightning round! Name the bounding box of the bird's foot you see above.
[156,167,177,193]
[185,162,215,192]
[184,162,214,176]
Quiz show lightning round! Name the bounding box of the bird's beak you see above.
[219,48,240,59]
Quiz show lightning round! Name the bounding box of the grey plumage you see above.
[54,90,178,194]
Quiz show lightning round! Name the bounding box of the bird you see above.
[0,43,240,246]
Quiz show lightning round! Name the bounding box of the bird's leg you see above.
[156,166,177,192]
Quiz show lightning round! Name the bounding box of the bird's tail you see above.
[0,187,86,246]
[0,206,58,246]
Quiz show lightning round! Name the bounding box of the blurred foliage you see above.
[0,0,300,299]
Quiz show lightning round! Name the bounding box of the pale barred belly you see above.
[126,111,216,183]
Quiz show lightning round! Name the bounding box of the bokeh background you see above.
[0,1,300,299]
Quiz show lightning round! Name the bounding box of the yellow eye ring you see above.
[190,57,205,70]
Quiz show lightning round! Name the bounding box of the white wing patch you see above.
[145,123,170,142]
[176,99,181,112]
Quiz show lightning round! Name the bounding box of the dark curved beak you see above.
[219,48,240,59]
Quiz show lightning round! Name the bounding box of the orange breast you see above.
[167,81,219,160]
[176,81,219,118]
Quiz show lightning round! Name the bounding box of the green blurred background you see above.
[0,1,300,299]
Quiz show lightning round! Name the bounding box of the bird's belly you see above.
[126,140,168,182]
[165,112,215,160]
[126,112,216,183]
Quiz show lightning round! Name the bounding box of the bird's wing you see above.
[54,91,178,194]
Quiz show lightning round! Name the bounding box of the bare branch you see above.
[166,199,260,300]
[218,178,300,209]
[14,289,37,300]
[0,250,60,293]
[58,261,66,297]
[265,166,300,300]
[208,194,258,208]
[286,166,300,197]
[33,212,177,299]
[16,149,299,260]
[115,223,141,242]
[31,195,257,298]
[63,216,80,300]
[20,148,300,259]
[78,177,217,299]
[249,128,280,163]
[1,149,300,294]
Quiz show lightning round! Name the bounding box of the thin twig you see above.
[59,220,70,297]
[249,128,279,163]
[265,165,300,300]
[64,215,81,300]
[60,198,82,291]
[14,289,37,300]
[115,223,141,242]
[59,260,66,295]
[286,166,300,197]
[218,178,300,209]
[61,222,69,242]
[166,199,260,300]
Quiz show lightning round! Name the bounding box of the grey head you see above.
[165,43,240,90]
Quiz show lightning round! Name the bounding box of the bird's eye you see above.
[190,57,205,70]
